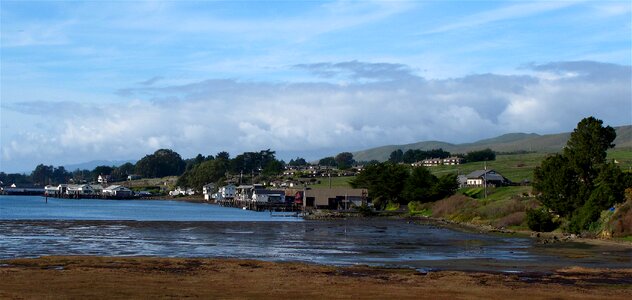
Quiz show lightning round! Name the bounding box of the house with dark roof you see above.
[252,189,286,204]
[465,170,510,187]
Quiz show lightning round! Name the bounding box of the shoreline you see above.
[6,194,632,247]
[304,209,632,248]
[1,256,631,299]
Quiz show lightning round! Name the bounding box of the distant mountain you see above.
[352,125,632,162]
[64,160,136,171]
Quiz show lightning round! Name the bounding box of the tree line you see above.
[388,148,496,164]
[533,117,632,233]
[350,162,459,209]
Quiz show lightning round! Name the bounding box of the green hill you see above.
[353,125,632,162]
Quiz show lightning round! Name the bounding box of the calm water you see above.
[1,195,631,272]
[0,195,298,221]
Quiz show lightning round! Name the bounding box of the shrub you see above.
[526,208,558,232]
[462,188,483,198]
[608,199,632,237]
[431,195,478,218]
[385,201,400,211]
[408,201,432,217]
[494,211,526,228]
[355,204,376,217]
[408,201,422,212]
[477,199,524,220]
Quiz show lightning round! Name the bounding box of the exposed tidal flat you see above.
[1,195,631,271]
[1,195,632,298]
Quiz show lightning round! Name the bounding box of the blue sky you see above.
[1,0,631,172]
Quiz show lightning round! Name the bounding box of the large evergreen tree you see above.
[135,149,186,178]
[533,117,626,232]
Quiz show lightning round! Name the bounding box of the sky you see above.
[1,0,631,173]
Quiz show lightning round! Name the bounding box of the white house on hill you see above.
[465,170,510,187]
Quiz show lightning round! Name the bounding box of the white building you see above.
[251,189,285,203]
[97,175,111,184]
[465,170,510,187]
[169,187,195,196]
[66,184,95,196]
[103,185,134,197]
[214,184,236,201]
[44,185,59,196]
[202,183,215,201]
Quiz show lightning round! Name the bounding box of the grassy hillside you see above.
[353,141,456,162]
[352,125,632,162]
[430,152,546,182]
[310,176,354,189]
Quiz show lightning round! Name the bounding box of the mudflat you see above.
[1,256,631,299]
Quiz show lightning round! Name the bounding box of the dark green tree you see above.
[177,159,228,189]
[263,160,284,176]
[464,148,496,162]
[135,149,186,178]
[92,165,114,180]
[216,151,230,161]
[389,149,403,163]
[288,157,307,166]
[118,162,136,175]
[533,154,580,216]
[564,116,616,188]
[533,117,624,233]
[350,163,409,206]
[51,166,71,184]
[30,164,54,185]
[334,152,355,169]
[402,167,436,202]
[433,173,459,200]
[0,172,32,185]
[318,156,337,167]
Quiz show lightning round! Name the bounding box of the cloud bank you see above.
[2,60,630,172]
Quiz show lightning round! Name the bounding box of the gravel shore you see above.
[1,256,631,299]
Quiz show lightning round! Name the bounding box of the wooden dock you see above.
[216,198,301,212]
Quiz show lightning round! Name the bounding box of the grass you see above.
[309,176,354,189]
[609,149,632,172]
[480,186,532,202]
[385,201,400,211]
[428,149,632,182]
[112,176,178,188]
[409,209,432,217]
[429,152,547,182]
[617,236,632,242]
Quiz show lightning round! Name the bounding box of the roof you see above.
[304,188,368,198]
[466,170,507,182]
[254,189,285,195]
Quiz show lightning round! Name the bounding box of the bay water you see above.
[1,195,631,272]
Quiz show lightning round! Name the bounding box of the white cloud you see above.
[421,1,578,35]
[1,60,630,172]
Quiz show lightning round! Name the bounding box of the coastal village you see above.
[1,157,511,212]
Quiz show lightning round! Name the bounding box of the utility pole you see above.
[483,161,487,199]
[328,170,331,189]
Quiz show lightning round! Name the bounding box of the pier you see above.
[216,198,301,212]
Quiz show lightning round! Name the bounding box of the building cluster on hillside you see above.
[0,183,139,199]
[201,182,368,210]
[411,157,463,167]
[281,165,363,177]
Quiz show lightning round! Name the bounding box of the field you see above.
[429,149,631,183]
[309,176,354,188]
[306,149,632,190]
[430,152,546,182]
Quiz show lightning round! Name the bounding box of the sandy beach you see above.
[1,256,631,299]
